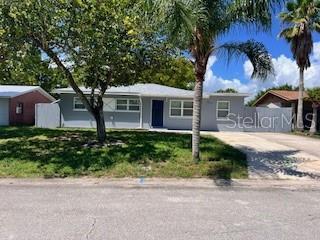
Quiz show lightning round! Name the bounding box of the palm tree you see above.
[146,0,277,161]
[279,0,320,131]
[307,88,320,134]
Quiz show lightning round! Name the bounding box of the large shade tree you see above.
[138,57,195,90]
[145,0,277,161]
[0,44,65,91]
[0,0,172,143]
[279,0,320,131]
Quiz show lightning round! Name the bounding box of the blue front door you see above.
[152,100,164,127]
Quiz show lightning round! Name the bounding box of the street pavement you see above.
[0,178,320,240]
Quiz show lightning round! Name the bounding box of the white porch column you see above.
[139,96,143,128]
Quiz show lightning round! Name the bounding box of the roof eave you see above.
[209,93,250,97]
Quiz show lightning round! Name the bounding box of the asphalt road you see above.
[0,179,320,240]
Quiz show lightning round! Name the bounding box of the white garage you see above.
[0,98,9,126]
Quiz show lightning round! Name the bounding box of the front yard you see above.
[293,131,320,139]
[0,127,247,178]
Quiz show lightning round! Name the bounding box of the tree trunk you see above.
[94,109,106,144]
[94,96,106,143]
[296,67,305,131]
[192,70,204,162]
[309,104,318,135]
[31,36,108,143]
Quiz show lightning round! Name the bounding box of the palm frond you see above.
[218,40,274,80]
[278,26,300,41]
[226,0,283,31]
[148,0,207,45]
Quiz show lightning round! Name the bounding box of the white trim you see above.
[209,93,249,97]
[139,96,143,128]
[216,100,231,120]
[53,90,196,98]
[150,98,153,128]
[115,98,141,113]
[0,86,56,101]
[169,99,193,119]
[73,97,87,112]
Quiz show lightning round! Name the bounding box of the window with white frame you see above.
[73,97,86,111]
[217,101,230,119]
[116,99,140,112]
[170,100,193,117]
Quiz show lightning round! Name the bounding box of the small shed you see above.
[0,85,55,126]
[253,90,318,130]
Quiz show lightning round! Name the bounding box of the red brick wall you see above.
[9,90,53,125]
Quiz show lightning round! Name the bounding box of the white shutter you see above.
[103,98,116,112]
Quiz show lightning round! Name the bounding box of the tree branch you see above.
[29,34,94,114]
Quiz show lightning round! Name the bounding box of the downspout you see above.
[139,95,143,129]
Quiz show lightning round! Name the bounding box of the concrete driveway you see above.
[209,132,320,179]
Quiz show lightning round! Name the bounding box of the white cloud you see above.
[204,41,320,99]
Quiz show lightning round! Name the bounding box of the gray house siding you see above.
[155,96,246,131]
[58,93,246,131]
[60,94,141,128]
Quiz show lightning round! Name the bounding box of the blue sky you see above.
[204,14,320,96]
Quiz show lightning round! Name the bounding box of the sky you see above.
[203,15,320,99]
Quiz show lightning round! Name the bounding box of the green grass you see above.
[0,127,247,179]
[292,131,320,139]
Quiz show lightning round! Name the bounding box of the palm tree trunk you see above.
[192,71,204,162]
[296,67,305,131]
[309,103,318,134]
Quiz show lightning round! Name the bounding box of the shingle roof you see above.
[53,83,249,98]
[109,83,196,98]
[0,85,56,101]
[53,84,196,98]
[253,90,309,106]
[0,85,40,98]
[269,90,309,101]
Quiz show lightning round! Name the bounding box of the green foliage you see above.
[279,0,320,69]
[146,0,279,159]
[0,0,176,106]
[307,87,320,102]
[138,57,195,90]
[147,0,278,80]
[0,127,247,179]
[246,84,295,106]
[0,39,65,91]
[216,88,238,93]
[0,0,184,142]
[218,40,274,81]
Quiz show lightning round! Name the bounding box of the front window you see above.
[73,97,86,111]
[170,100,193,117]
[217,101,230,119]
[116,99,140,111]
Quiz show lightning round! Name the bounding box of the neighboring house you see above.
[52,84,250,131]
[0,85,55,126]
[253,90,317,129]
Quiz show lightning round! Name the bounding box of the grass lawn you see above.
[0,127,247,179]
[292,131,320,139]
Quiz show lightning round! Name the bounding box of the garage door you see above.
[0,98,9,126]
